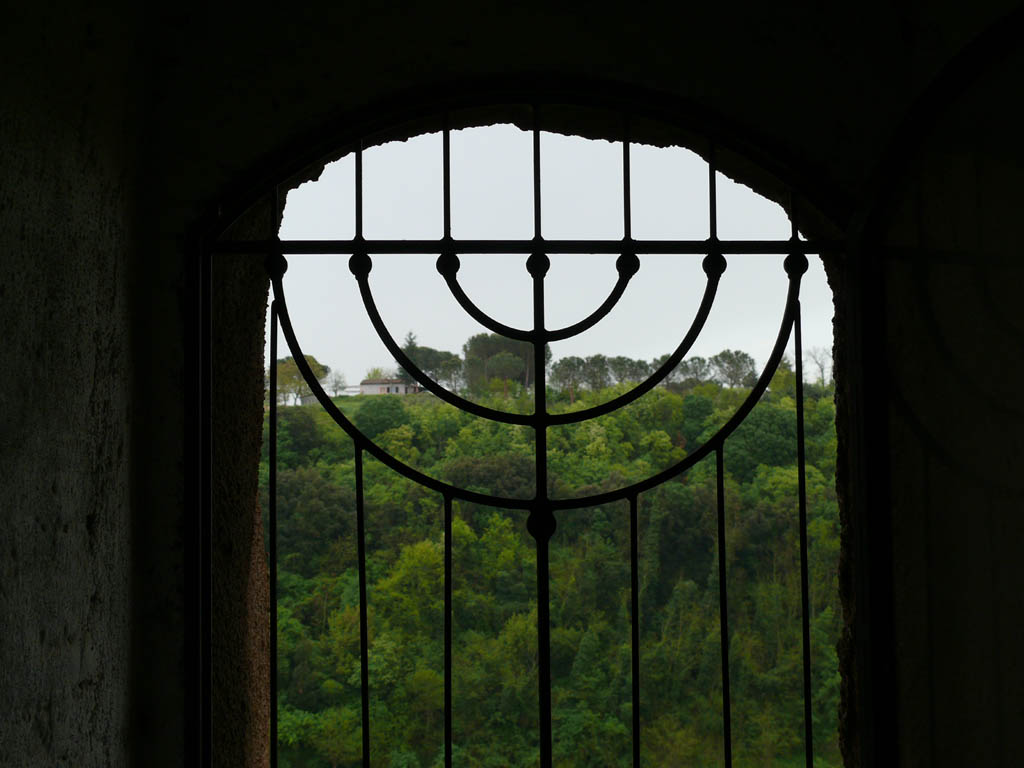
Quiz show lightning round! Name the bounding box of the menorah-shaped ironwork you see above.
[252,110,823,768]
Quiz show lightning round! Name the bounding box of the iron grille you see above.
[220,105,834,768]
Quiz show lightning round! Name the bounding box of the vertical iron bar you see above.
[708,145,718,242]
[442,119,455,767]
[534,534,552,768]
[795,301,814,767]
[443,117,451,240]
[716,445,733,768]
[444,494,453,768]
[355,143,364,240]
[534,538,552,768]
[356,448,370,764]
[529,106,553,767]
[622,116,632,242]
[533,109,542,240]
[629,493,641,767]
[269,302,279,768]
[531,258,553,768]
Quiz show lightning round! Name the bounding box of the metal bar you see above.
[444,494,453,768]
[623,115,632,242]
[529,112,551,765]
[438,262,534,341]
[213,237,843,255]
[545,259,636,342]
[443,118,451,240]
[533,107,542,240]
[791,196,815,768]
[355,144,364,240]
[547,259,721,425]
[353,267,535,425]
[271,260,798,512]
[527,246,554,768]
[716,445,733,768]
[438,255,637,344]
[356,448,370,764]
[269,302,279,768]
[795,300,815,767]
[709,145,718,242]
[629,493,641,768]
[270,275,535,508]
[532,260,548,507]
[534,530,552,768]
[549,261,800,510]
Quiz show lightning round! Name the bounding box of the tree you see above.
[462,332,549,393]
[326,370,347,397]
[261,336,842,764]
[487,351,524,396]
[364,366,392,381]
[608,355,650,384]
[580,354,611,391]
[650,353,683,387]
[550,356,585,403]
[275,355,329,405]
[354,396,406,439]
[312,706,362,767]
[805,345,832,386]
[677,355,712,385]
[396,331,420,386]
[398,330,462,390]
[709,349,757,388]
[277,407,323,468]
[435,356,463,392]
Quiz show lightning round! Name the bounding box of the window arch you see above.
[206,92,846,768]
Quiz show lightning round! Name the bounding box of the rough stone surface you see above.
[0,6,137,767]
[211,205,275,768]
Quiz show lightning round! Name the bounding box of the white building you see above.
[359,377,421,395]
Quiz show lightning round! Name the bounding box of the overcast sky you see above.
[269,125,833,386]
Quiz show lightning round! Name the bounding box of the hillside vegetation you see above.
[261,361,840,767]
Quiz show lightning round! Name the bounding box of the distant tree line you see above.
[396,331,764,402]
[271,332,832,406]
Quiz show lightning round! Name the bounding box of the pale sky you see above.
[270,125,833,386]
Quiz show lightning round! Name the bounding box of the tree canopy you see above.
[397,332,463,391]
[709,349,758,388]
[274,355,330,404]
[462,332,550,393]
[260,343,841,767]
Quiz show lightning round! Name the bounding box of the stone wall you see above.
[3,2,1023,766]
[879,45,1024,766]
[0,6,140,767]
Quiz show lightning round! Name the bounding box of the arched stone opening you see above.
[207,85,850,767]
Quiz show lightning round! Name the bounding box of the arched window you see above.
[210,98,843,767]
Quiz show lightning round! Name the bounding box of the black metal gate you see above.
[218,103,834,768]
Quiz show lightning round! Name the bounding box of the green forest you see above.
[261,345,841,767]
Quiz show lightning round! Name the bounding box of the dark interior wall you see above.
[878,45,1024,765]
[0,6,141,767]
[3,2,1023,767]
